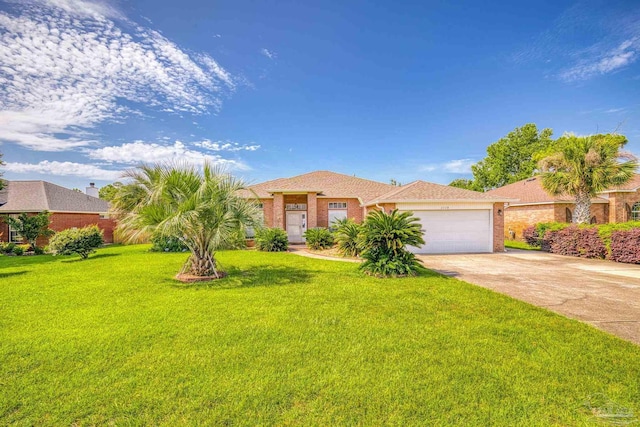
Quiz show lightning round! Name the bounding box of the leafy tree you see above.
[539,133,638,224]
[99,182,123,201]
[111,163,262,278]
[48,225,104,259]
[2,211,54,250]
[359,209,425,277]
[470,124,554,191]
[389,179,402,186]
[448,178,476,190]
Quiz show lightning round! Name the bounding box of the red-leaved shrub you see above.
[576,227,607,259]
[610,229,640,264]
[548,226,606,259]
[523,226,540,247]
[550,226,580,256]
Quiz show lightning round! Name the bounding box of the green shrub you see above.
[150,234,188,252]
[12,245,24,256]
[33,246,45,255]
[48,225,104,259]
[303,228,334,250]
[333,218,362,257]
[359,210,425,278]
[255,228,288,252]
[2,242,16,254]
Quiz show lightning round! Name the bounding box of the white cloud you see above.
[87,141,249,170]
[5,160,122,180]
[421,159,475,174]
[195,140,260,152]
[0,1,235,151]
[260,48,276,59]
[560,38,639,81]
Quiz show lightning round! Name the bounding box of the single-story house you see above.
[242,170,513,253]
[485,174,640,239]
[0,181,115,245]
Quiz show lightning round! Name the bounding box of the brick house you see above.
[485,175,640,239]
[242,171,512,253]
[0,181,115,246]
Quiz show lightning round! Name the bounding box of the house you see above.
[242,171,513,253]
[0,181,115,245]
[485,174,640,239]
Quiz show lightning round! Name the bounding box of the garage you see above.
[401,209,492,254]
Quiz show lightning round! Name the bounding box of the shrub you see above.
[12,245,24,256]
[303,228,334,250]
[48,225,104,259]
[150,234,188,252]
[522,226,540,247]
[359,210,425,278]
[255,228,288,252]
[597,221,640,251]
[333,218,362,257]
[1,211,54,251]
[33,246,45,255]
[1,242,16,254]
[576,227,607,259]
[610,229,640,264]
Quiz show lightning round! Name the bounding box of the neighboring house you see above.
[485,174,640,239]
[0,181,115,245]
[242,171,513,253]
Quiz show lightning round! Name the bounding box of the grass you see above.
[1,245,639,425]
[505,239,541,251]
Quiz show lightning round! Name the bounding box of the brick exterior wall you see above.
[261,199,274,227]
[608,192,640,223]
[316,198,364,228]
[273,193,284,228]
[307,193,318,228]
[493,203,505,252]
[504,205,555,240]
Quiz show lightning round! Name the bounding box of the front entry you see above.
[286,211,307,243]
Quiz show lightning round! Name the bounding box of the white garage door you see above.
[404,210,492,254]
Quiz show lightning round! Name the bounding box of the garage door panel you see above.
[403,210,492,254]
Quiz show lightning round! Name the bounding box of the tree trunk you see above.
[574,191,592,224]
[185,250,219,277]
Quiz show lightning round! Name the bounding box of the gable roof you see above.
[0,181,110,213]
[241,170,397,202]
[485,176,608,205]
[365,180,515,205]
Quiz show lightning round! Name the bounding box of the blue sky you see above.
[1,0,639,190]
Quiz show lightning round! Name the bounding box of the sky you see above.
[1,0,640,190]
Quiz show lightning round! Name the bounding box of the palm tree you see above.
[111,163,262,278]
[539,134,638,224]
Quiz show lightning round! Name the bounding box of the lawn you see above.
[1,245,639,425]
[505,239,541,251]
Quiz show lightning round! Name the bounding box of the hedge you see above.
[530,221,640,264]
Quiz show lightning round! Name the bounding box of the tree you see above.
[448,178,476,190]
[111,163,262,278]
[470,124,554,191]
[389,179,402,186]
[99,182,123,201]
[539,134,638,224]
[2,211,54,250]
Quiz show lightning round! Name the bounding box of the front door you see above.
[286,211,307,243]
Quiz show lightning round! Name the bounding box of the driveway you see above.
[418,249,640,346]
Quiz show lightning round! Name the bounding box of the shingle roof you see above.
[365,180,515,205]
[241,170,397,202]
[485,176,608,205]
[599,174,640,192]
[0,181,110,213]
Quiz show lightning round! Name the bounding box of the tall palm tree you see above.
[539,134,638,224]
[111,163,262,278]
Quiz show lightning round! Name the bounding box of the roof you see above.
[599,174,640,193]
[365,180,515,205]
[485,176,608,205]
[0,181,110,213]
[240,170,397,202]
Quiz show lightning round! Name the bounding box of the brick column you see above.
[307,192,317,228]
[273,193,284,229]
[493,202,505,252]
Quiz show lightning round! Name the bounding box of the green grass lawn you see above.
[1,245,639,425]
[505,239,541,251]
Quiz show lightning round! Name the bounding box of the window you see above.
[632,202,640,221]
[626,203,632,221]
[328,210,347,228]
[328,202,347,209]
[565,208,572,223]
[285,203,306,211]
[8,215,21,243]
[590,216,597,224]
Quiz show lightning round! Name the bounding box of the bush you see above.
[12,245,24,256]
[549,226,606,259]
[1,242,16,254]
[333,218,362,257]
[610,229,640,264]
[150,234,188,252]
[33,246,45,255]
[303,228,334,250]
[48,225,104,259]
[523,226,540,247]
[255,228,288,252]
[359,210,425,278]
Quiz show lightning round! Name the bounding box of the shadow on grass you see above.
[0,270,27,279]
[170,265,314,290]
[60,253,121,263]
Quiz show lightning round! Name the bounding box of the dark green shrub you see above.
[2,242,16,254]
[33,246,45,255]
[150,234,188,252]
[359,210,425,277]
[12,245,24,256]
[255,228,288,252]
[333,218,362,257]
[48,225,104,259]
[303,228,334,250]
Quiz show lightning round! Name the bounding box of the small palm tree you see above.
[539,134,638,224]
[111,163,262,278]
[333,218,362,257]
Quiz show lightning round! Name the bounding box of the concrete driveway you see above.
[418,250,640,346]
